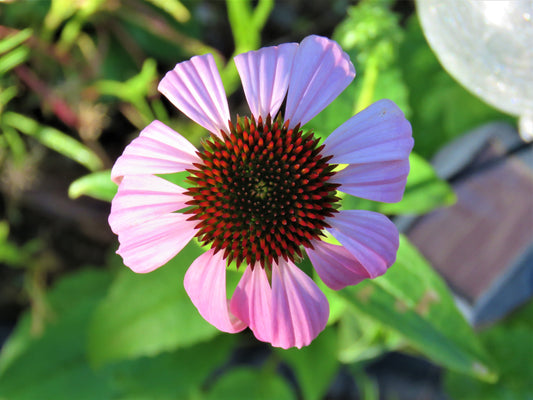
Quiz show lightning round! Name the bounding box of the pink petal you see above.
[116,213,197,273]
[111,120,199,184]
[285,35,355,129]
[235,43,298,121]
[230,265,273,343]
[109,175,190,233]
[333,159,410,203]
[271,258,329,349]
[158,54,230,137]
[323,99,413,164]
[184,248,247,334]
[306,240,371,290]
[326,210,399,279]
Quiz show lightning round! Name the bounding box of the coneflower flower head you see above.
[109,35,413,349]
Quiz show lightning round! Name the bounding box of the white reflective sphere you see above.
[416,0,533,141]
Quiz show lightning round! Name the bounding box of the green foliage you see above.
[0,269,114,399]
[206,368,295,400]
[0,28,31,76]
[0,220,41,268]
[275,327,339,400]
[337,308,402,364]
[0,267,237,400]
[2,112,103,171]
[222,0,274,92]
[87,242,219,366]
[107,335,236,400]
[444,301,533,400]
[95,59,159,127]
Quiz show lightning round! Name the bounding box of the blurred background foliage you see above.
[0,0,529,399]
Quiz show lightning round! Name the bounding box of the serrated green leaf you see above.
[338,236,497,381]
[206,368,295,400]
[69,170,116,202]
[88,241,219,366]
[3,112,103,171]
[275,326,338,400]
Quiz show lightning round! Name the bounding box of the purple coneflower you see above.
[109,35,413,349]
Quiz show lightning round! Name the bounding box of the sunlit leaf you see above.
[2,112,103,171]
[146,0,190,23]
[0,46,30,75]
[0,28,32,54]
[69,170,116,202]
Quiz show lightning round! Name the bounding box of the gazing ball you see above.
[416,0,533,141]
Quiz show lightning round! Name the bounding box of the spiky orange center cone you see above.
[185,115,340,269]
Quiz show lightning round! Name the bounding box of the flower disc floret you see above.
[185,115,340,268]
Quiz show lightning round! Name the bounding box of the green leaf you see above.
[206,368,295,400]
[337,307,403,364]
[88,241,220,366]
[275,326,338,400]
[0,269,114,400]
[94,59,158,124]
[338,236,497,381]
[109,335,236,400]
[69,170,117,202]
[445,301,533,400]
[1,125,26,164]
[0,28,32,54]
[2,112,103,171]
[0,85,18,109]
[146,0,190,23]
[0,45,30,75]
[341,153,456,215]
